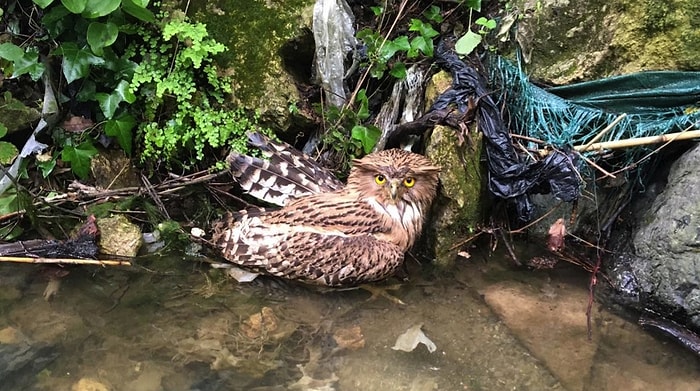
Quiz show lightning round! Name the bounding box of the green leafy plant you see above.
[129,17,266,167]
[10,0,155,178]
[454,0,498,56]
[356,5,442,80]
[3,0,261,178]
[319,89,380,174]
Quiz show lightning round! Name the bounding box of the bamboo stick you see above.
[578,113,628,152]
[0,256,131,266]
[574,129,700,152]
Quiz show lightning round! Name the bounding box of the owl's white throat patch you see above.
[365,197,421,233]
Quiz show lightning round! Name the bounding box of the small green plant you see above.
[356,5,442,79]
[455,0,498,56]
[129,17,265,168]
[319,89,380,174]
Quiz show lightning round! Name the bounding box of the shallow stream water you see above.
[1,246,699,391]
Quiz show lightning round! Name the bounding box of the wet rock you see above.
[0,91,41,133]
[96,215,142,257]
[607,143,700,330]
[481,281,599,391]
[0,326,58,390]
[422,70,486,267]
[480,275,700,391]
[71,378,111,391]
[332,325,365,351]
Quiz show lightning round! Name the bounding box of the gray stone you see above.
[627,143,700,328]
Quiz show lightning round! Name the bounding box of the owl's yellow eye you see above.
[403,177,415,188]
[374,174,386,185]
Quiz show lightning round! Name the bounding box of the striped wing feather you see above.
[227,132,344,206]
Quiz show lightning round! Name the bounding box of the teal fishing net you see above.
[394,45,699,221]
[488,55,700,176]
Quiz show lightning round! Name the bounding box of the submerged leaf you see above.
[392,324,437,353]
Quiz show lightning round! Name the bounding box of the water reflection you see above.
[1,247,699,390]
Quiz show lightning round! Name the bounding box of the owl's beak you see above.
[389,179,400,202]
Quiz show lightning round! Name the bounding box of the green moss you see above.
[425,125,485,266]
[188,0,314,106]
[613,0,700,72]
[510,0,700,84]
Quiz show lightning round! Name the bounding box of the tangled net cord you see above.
[434,48,700,221]
[488,54,700,178]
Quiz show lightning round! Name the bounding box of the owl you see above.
[210,132,440,287]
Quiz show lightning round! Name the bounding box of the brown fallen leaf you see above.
[333,325,365,351]
[240,307,278,339]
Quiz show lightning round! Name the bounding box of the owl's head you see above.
[347,149,440,215]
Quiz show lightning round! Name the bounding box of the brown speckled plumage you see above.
[211,133,440,287]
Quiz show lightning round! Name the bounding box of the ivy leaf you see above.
[37,157,57,178]
[0,123,6,138]
[0,141,19,165]
[42,5,72,38]
[462,0,481,11]
[105,112,135,155]
[82,0,120,19]
[54,42,105,84]
[61,0,87,14]
[351,125,381,154]
[356,89,370,121]
[0,43,25,62]
[455,30,482,56]
[114,79,136,103]
[476,17,497,30]
[61,140,98,179]
[409,36,434,58]
[0,43,46,81]
[95,92,120,119]
[87,22,119,56]
[369,62,387,79]
[76,79,96,101]
[409,19,439,39]
[32,0,55,8]
[389,61,407,79]
[12,49,46,81]
[423,5,443,23]
[380,36,410,62]
[122,0,155,23]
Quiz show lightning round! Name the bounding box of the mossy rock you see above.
[97,215,142,257]
[508,0,700,84]
[0,92,40,134]
[188,0,317,133]
[424,125,485,268]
